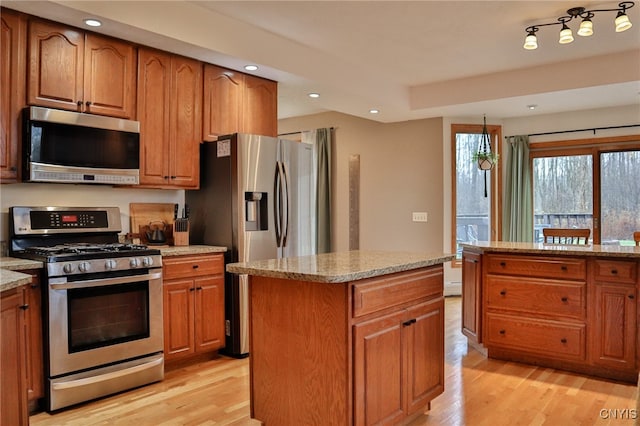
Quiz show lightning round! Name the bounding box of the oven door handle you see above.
[49,271,163,290]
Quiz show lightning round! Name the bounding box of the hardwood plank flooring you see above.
[31,297,638,425]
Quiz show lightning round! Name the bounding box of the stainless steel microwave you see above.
[23,106,140,185]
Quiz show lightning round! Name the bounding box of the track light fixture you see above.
[523,1,634,50]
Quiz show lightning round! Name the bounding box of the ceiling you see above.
[5,0,640,123]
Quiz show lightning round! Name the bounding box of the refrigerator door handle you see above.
[281,161,290,248]
[274,162,282,247]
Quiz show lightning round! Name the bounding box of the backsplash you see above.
[0,183,183,243]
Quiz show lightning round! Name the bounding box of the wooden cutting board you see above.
[129,203,176,244]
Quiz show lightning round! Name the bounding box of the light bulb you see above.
[615,12,632,32]
[577,18,593,36]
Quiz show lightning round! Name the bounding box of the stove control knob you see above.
[105,259,117,270]
[78,262,91,273]
[63,263,75,274]
[142,257,154,267]
[130,258,141,268]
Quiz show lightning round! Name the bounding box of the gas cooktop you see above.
[17,242,161,262]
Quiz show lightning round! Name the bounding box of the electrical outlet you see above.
[412,212,428,222]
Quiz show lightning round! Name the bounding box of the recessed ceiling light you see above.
[308,93,320,98]
[83,19,102,27]
[369,109,380,114]
[527,104,537,110]
[244,65,258,71]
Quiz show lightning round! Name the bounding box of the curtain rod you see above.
[278,127,335,137]
[505,124,640,139]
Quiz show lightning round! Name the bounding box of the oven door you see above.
[47,269,163,377]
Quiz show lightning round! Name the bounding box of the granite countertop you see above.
[0,257,43,293]
[461,241,640,258]
[226,250,455,283]
[159,245,227,257]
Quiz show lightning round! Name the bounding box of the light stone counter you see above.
[159,245,227,257]
[461,241,640,258]
[226,250,455,283]
[0,257,43,293]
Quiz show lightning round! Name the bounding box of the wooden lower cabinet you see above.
[1,287,28,426]
[162,254,225,361]
[249,265,445,425]
[465,249,640,383]
[22,270,44,404]
[461,249,482,343]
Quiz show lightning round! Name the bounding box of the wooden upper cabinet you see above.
[203,64,242,141]
[137,48,201,188]
[241,74,278,137]
[203,64,277,139]
[83,33,136,118]
[1,8,26,183]
[28,19,136,119]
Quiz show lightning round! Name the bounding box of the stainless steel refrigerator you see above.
[186,133,317,357]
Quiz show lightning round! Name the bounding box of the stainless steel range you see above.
[9,206,164,411]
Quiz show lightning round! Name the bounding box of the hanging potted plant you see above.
[472,151,499,170]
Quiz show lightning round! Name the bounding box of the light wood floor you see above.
[31,297,638,425]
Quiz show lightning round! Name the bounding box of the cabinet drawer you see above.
[486,254,586,280]
[486,276,586,320]
[485,313,585,361]
[593,259,637,284]
[352,267,442,318]
[163,254,223,280]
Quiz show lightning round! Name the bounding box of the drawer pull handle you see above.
[560,338,567,344]
[560,266,568,271]
[561,297,568,303]
[611,269,618,274]
[402,319,417,327]
[19,304,29,310]
[499,262,506,267]
[196,287,203,291]
[499,290,507,296]
[193,265,199,269]
[629,294,635,300]
[499,329,506,335]
[189,287,196,292]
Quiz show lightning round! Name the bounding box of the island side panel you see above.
[249,275,350,425]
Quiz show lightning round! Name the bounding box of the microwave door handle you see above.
[49,271,162,290]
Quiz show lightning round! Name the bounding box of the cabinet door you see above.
[28,19,84,111]
[404,298,444,415]
[353,310,405,426]
[1,9,26,182]
[591,283,637,370]
[241,74,277,137]
[163,278,195,360]
[202,64,242,141]
[194,275,225,352]
[461,250,482,343]
[84,33,136,118]
[1,288,28,426]
[168,55,201,188]
[137,48,171,186]
[22,272,43,402]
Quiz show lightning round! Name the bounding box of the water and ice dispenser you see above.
[245,192,268,231]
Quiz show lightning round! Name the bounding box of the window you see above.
[531,136,640,245]
[451,124,502,264]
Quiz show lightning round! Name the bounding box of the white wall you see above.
[0,183,182,243]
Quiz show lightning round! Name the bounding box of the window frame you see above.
[530,134,640,245]
[450,123,502,267]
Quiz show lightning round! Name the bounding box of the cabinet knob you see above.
[10,166,17,171]
[560,265,568,271]
[499,262,506,267]
[561,297,568,302]
[19,304,29,310]
[189,287,196,292]
[499,290,507,296]
[499,329,506,335]
[629,294,635,300]
[163,176,169,179]
[85,101,92,107]
[610,269,618,275]
[560,338,567,344]
[193,264,199,269]
[77,100,83,106]
[170,176,177,179]
[196,287,203,291]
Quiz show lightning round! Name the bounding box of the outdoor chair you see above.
[542,228,590,245]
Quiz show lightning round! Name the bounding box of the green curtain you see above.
[502,135,533,241]
[315,128,332,253]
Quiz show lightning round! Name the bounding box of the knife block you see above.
[173,220,189,246]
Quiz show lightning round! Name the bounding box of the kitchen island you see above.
[227,250,454,426]
[461,242,639,383]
